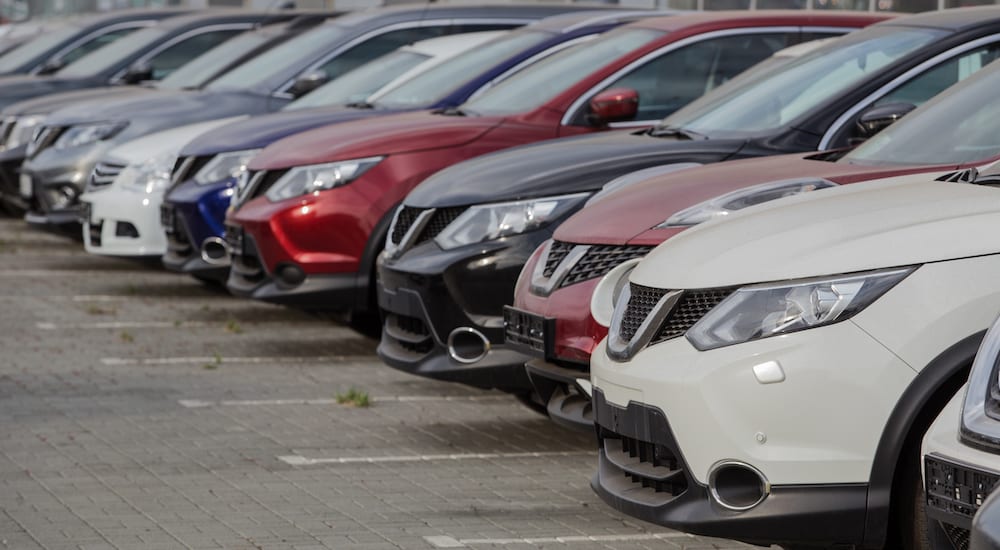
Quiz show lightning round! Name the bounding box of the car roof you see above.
[151,9,297,31]
[628,9,888,32]
[403,31,510,58]
[880,5,1000,31]
[327,3,619,30]
[524,10,663,33]
[66,8,192,29]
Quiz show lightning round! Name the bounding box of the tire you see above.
[894,450,933,550]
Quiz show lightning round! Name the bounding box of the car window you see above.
[157,28,272,90]
[286,50,431,109]
[147,29,244,80]
[572,32,796,125]
[874,44,1000,107]
[58,27,167,76]
[0,25,80,72]
[58,27,138,66]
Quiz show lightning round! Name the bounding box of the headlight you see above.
[434,193,589,250]
[117,152,177,194]
[265,156,383,202]
[6,115,45,148]
[686,267,913,351]
[961,314,1000,450]
[658,179,838,228]
[194,149,261,185]
[53,121,127,150]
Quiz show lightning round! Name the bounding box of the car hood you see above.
[403,130,745,208]
[180,106,404,157]
[0,74,99,110]
[554,154,957,246]
[3,86,153,117]
[249,110,504,170]
[107,116,249,164]
[630,175,1000,290]
[44,89,270,127]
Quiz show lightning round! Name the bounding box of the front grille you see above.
[169,155,213,191]
[601,434,687,495]
[88,160,127,189]
[542,241,573,278]
[390,206,422,244]
[383,313,433,355]
[944,524,970,550]
[248,169,289,202]
[88,220,102,247]
[618,283,669,342]
[652,288,735,344]
[503,306,550,357]
[561,244,652,287]
[926,456,1000,521]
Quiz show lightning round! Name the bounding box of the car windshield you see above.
[0,24,80,72]
[157,28,271,90]
[372,30,551,109]
[461,28,664,116]
[208,23,346,92]
[660,26,945,137]
[845,63,1000,166]
[285,49,430,110]
[58,27,166,77]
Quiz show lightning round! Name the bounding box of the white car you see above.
[588,163,1000,549]
[80,118,244,257]
[78,31,505,259]
[923,316,1000,550]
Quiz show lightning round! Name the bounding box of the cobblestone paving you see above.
[0,217,751,550]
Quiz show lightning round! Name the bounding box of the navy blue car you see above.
[160,10,653,283]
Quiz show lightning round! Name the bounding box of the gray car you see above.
[20,3,596,228]
[0,15,330,215]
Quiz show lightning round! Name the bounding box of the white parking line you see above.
[423,533,688,548]
[38,321,209,330]
[279,451,590,466]
[0,269,179,277]
[179,395,511,408]
[101,355,372,366]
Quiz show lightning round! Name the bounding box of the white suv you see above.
[589,165,1000,549]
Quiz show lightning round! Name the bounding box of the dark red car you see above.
[506,57,1000,428]
[222,11,884,326]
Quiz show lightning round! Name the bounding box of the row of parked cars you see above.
[3,3,1000,549]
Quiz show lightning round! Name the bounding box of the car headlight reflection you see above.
[194,149,261,185]
[686,267,913,351]
[6,115,45,148]
[53,121,128,150]
[659,179,838,228]
[265,156,383,202]
[435,193,589,250]
[119,152,177,194]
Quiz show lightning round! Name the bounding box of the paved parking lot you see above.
[0,216,747,550]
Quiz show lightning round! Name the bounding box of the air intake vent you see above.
[88,161,128,189]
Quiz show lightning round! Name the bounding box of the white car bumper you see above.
[80,187,165,257]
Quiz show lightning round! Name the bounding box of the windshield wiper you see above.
[346,101,375,110]
[435,106,475,117]
[648,125,707,140]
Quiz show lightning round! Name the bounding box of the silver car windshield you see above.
[58,27,166,77]
[285,50,430,110]
[157,29,271,90]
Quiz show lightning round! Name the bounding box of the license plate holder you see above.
[503,306,554,359]
[160,205,175,234]
[18,173,31,198]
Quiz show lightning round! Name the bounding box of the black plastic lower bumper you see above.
[524,359,593,431]
[591,389,871,548]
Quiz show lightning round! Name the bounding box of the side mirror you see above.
[856,102,916,138]
[289,70,328,98]
[587,87,639,127]
[36,58,64,75]
[120,61,153,85]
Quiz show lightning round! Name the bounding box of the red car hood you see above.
[249,110,505,170]
[553,152,959,246]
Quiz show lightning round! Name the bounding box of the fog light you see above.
[115,221,139,238]
[44,185,76,210]
[447,327,490,364]
[708,461,770,511]
[276,263,306,287]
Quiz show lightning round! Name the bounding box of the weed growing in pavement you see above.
[202,352,223,370]
[336,388,371,408]
[0,238,10,252]
[120,331,134,343]
[174,320,182,327]
[224,319,243,334]
[85,304,116,315]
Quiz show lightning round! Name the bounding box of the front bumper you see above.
[591,389,871,548]
[22,143,104,227]
[376,241,536,392]
[923,390,1000,550]
[589,318,920,546]
[80,187,166,257]
[161,177,234,282]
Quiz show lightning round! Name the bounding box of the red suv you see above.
[223,11,884,327]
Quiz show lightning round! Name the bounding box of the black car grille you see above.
[390,206,468,248]
[383,313,433,355]
[88,160,127,189]
[944,524,970,550]
[390,206,422,244]
[170,155,213,191]
[651,288,735,344]
[542,241,573,278]
[561,245,652,287]
[601,434,687,495]
[247,169,289,202]
[619,283,670,342]
[926,455,1000,550]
